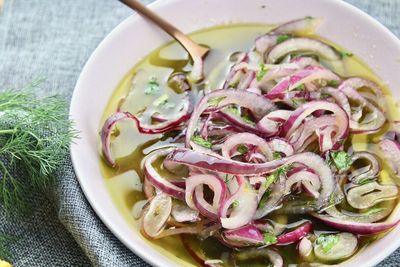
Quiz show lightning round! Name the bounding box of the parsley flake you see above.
[316,234,339,253]
[237,144,249,155]
[330,151,352,171]
[256,63,268,81]
[144,77,160,95]
[277,34,291,44]
[327,80,339,87]
[191,135,212,149]
[263,232,277,246]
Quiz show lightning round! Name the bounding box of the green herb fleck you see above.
[256,63,268,81]
[316,234,340,253]
[330,151,352,171]
[207,96,226,106]
[293,84,306,91]
[291,98,306,106]
[305,16,314,20]
[232,200,240,208]
[237,144,249,155]
[320,93,330,99]
[263,232,277,246]
[227,106,241,116]
[191,135,212,149]
[327,80,339,87]
[277,34,291,44]
[144,77,160,95]
[272,152,282,160]
[339,51,354,59]
[242,113,256,126]
[159,99,175,109]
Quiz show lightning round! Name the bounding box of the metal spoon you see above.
[119,0,210,62]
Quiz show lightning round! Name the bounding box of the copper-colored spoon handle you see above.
[119,0,209,59]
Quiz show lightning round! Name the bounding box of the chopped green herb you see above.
[263,232,277,246]
[272,151,282,160]
[277,34,291,44]
[316,234,340,253]
[291,98,306,106]
[237,144,249,155]
[305,16,314,20]
[258,191,271,209]
[191,135,212,149]
[293,84,306,91]
[242,113,256,126]
[327,80,339,87]
[330,151,352,171]
[320,93,330,99]
[256,63,268,81]
[339,51,354,59]
[159,99,175,109]
[227,106,241,116]
[144,77,160,95]
[207,96,226,106]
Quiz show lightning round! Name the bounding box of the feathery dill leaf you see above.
[0,80,78,210]
[0,233,14,261]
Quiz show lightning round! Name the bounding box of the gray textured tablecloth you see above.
[0,0,399,266]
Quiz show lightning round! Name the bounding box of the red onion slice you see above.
[165,147,287,175]
[185,174,227,219]
[221,132,273,161]
[325,206,392,223]
[271,17,322,35]
[141,193,172,238]
[312,213,400,234]
[314,232,358,262]
[268,138,294,157]
[284,171,321,198]
[281,101,349,146]
[185,89,276,147]
[276,222,312,245]
[379,139,400,175]
[101,112,134,166]
[267,66,339,95]
[220,178,258,229]
[339,85,386,133]
[298,237,313,259]
[340,77,385,109]
[266,37,341,64]
[223,225,264,246]
[346,182,398,209]
[144,148,185,200]
[171,202,200,223]
[349,152,380,183]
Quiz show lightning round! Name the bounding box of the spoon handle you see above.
[119,0,209,58]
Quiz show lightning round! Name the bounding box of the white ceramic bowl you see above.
[70,0,400,266]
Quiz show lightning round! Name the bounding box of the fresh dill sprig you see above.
[0,233,14,261]
[0,80,78,210]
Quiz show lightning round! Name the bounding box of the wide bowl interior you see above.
[70,0,400,266]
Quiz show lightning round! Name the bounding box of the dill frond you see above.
[0,81,78,210]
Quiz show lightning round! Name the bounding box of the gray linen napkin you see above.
[0,0,398,266]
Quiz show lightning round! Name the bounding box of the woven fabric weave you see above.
[0,0,399,266]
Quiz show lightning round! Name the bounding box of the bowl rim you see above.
[70,0,400,266]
